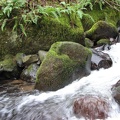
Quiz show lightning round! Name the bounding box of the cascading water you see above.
[1,43,120,120]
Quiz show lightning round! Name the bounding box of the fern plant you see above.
[0,0,119,36]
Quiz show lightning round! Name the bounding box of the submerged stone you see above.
[73,95,109,120]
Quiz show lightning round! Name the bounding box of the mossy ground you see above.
[0,14,84,60]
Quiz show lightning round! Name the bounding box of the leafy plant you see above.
[0,0,119,36]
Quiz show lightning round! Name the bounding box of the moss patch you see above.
[85,21,118,44]
[97,39,110,45]
[0,14,84,60]
[85,38,94,48]
[82,6,120,31]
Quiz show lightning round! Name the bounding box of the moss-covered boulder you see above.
[85,21,118,45]
[35,41,92,91]
[0,15,84,60]
[82,6,120,31]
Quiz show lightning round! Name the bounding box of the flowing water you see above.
[1,43,120,120]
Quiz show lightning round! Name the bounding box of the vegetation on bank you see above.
[0,0,120,36]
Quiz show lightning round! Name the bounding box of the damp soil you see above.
[0,79,35,94]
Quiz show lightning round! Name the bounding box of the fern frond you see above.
[19,23,27,36]
[1,19,7,31]
[77,10,84,19]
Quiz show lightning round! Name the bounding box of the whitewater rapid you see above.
[1,43,120,120]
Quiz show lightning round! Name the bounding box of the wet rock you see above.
[20,84,35,92]
[10,80,25,85]
[6,86,20,93]
[15,53,25,67]
[0,55,15,72]
[0,79,35,93]
[35,41,92,91]
[22,54,39,66]
[85,38,94,48]
[112,80,120,105]
[20,63,39,83]
[38,50,47,62]
[91,49,112,70]
[85,21,118,45]
[73,95,109,120]
[0,55,21,80]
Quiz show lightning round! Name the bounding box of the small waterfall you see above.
[1,43,120,120]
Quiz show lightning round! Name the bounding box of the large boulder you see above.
[85,21,118,45]
[73,95,110,119]
[35,42,92,91]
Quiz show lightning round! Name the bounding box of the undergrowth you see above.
[0,0,119,36]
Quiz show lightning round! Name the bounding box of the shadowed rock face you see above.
[112,80,120,105]
[91,49,112,70]
[73,95,109,120]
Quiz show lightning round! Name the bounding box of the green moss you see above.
[0,14,84,60]
[0,55,16,72]
[85,21,117,41]
[82,6,120,31]
[97,39,110,45]
[85,38,94,48]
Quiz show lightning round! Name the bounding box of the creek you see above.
[0,43,120,120]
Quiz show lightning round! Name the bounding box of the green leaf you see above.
[84,13,95,22]
[60,2,66,7]
[19,24,27,36]
[12,18,18,31]
[77,10,84,19]
[3,5,13,17]
[1,19,7,31]
[22,14,27,23]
